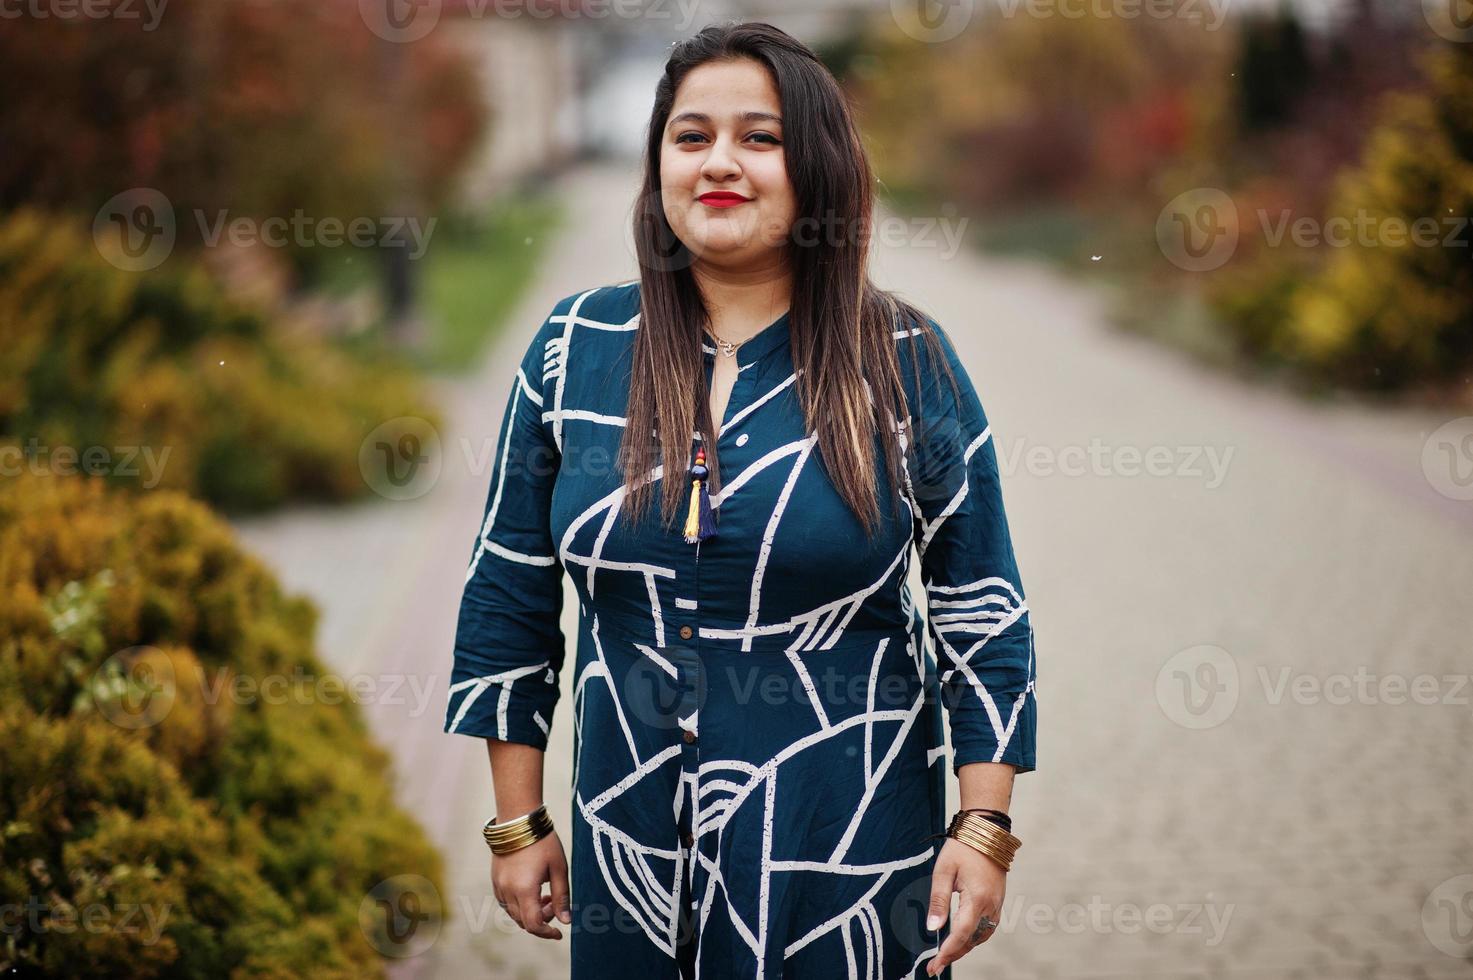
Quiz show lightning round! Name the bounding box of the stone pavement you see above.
[233,159,1473,979]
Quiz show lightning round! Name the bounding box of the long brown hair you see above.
[618,21,959,537]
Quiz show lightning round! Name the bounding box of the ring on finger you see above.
[968,914,998,944]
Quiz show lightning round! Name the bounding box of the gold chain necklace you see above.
[707,330,742,358]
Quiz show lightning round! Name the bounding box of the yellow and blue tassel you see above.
[683,446,718,544]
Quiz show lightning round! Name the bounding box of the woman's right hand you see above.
[492,830,572,940]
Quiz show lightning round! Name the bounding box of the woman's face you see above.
[660,57,797,268]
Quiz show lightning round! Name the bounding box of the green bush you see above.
[1285,43,1473,389]
[0,471,444,977]
[1204,238,1319,367]
[0,209,441,513]
[1209,43,1473,391]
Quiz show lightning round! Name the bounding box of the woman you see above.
[444,21,1037,980]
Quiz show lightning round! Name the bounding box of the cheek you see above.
[661,146,703,186]
[757,192,797,244]
[660,155,697,202]
[751,162,794,223]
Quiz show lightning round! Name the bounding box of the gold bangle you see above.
[482,803,555,855]
[944,810,1021,872]
[951,815,1019,871]
[956,814,1020,865]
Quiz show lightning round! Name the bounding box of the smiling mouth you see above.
[699,193,750,208]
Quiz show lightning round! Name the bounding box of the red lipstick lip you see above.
[698,192,750,208]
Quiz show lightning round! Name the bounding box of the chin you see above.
[687,231,755,257]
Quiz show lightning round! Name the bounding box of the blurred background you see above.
[2,0,1471,977]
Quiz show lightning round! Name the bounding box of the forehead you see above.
[670,59,782,118]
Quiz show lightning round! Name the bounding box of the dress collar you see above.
[701,309,792,371]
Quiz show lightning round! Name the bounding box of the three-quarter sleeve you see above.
[904,320,1037,774]
[444,309,566,750]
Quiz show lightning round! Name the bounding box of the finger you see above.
[491,861,513,920]
[518,890,562,940]
[501,888,524,930]
[970,905,1000,947]
[929,895,977,975]
[550,851,573,925]
[926,860,955,933]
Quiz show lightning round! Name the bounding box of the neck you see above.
[691,260,792,343]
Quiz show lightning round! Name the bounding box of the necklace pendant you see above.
[716,339,738,357]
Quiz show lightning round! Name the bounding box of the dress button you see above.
[679,625,693,640]
[682,730,697,744]
[681,830,694,848]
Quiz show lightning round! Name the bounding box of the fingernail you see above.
[926,914,941,931]
[558,909,572,924]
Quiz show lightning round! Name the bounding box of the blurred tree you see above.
[0,0,485,296]
[852,6,1228,214]
[1237,5,1312,132]
[1287,42,1473,390]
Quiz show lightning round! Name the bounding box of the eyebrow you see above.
[667,110,783,129]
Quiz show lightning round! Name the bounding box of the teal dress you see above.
[445,280,1037,979]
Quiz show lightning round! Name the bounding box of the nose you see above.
[699,134,741,183]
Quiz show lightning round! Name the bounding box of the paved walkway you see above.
[233,160,1473,979]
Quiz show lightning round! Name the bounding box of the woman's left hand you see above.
[924,837,1006,976]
